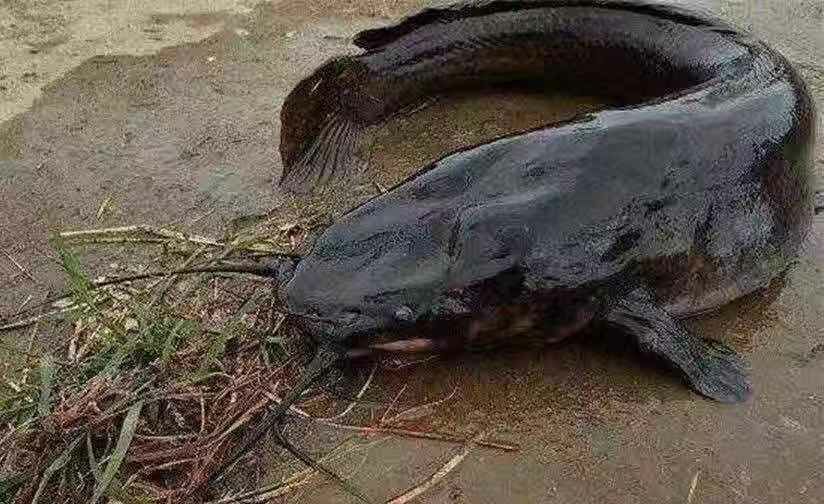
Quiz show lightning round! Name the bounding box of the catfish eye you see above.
[393,305,414,322]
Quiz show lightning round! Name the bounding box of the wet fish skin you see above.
[279,1,750,187]
[277,1,814,408]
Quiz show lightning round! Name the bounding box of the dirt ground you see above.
[1,0,823,502]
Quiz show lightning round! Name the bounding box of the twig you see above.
[213,396,273,445]
[260,390,310,419]
[386,432,483,504]
[1,253,270,332]
[60,226,221,247]
[687,470,701,504]
[209,437,389,504]
[380,384,408,425]
[318,364,376,421]
[16,294,33,315]
[384,354,439,370]
[58,225,276,253]
[373,181,388,194]
[96,196,113,220]
[8,220,290,324]
[142,458,199,474]
[200,395,207,434]
[314,422,518,452]
[133,434,199,442]
[263,387,514,451]
[162,241,262,321]
[1,304,79,331]
[26,305,42,352]
[2,248,35,281]
[386,387,458,423]
[149,244,208,308]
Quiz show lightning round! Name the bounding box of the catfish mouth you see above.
[286,309,436,359]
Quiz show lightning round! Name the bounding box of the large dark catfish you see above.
[228,0,816,492]
[274,0,814,404]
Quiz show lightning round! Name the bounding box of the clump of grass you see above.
[0,221,315,503]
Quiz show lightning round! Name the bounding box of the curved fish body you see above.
[275,0,815,405]
[278,0,814,193]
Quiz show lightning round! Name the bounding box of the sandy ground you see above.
[1,0,823,502]
[0,1,268,123]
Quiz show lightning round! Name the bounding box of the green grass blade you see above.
[90,400,143,504]
[86,433,102,483]
[161,318,191,363]
[51,237,95,307]
[31,437,81,504]
[0,475,26,503]
[37,354,55,418]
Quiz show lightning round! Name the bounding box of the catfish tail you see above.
[279,56,371,193]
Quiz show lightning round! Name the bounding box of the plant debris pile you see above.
[0,224,321,503]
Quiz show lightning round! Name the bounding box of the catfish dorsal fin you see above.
[352,0,732,51]
[278,56,366,193]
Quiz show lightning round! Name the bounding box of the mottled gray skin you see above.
[274,0,815,407]
[286,77,813,329]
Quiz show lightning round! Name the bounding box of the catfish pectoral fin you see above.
[603,287,751,403]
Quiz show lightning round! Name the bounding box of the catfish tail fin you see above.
[279,56,368,193]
